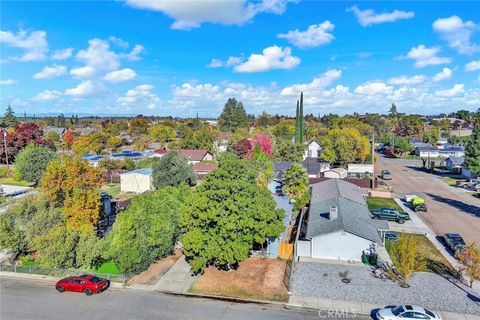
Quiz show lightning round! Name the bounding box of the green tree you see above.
[152,151,196,188]
[271,119,296,140]
[294,93,304,144]
[14,144,56,185]
[179,153,284,273]
[464,124,480,175]
[107,186,189,273]
[394,137,413,156]
[423,128,440,145]
[320,127,370,163]
[247,144,273,188]
[1,105,19,128]
[180,125,219,152]
[218,98,248,132]
[282,163,309,209]
[149,124,176,145]
[274,139,305,162]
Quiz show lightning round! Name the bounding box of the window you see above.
[400,312,415,318]
[413,313,430,319]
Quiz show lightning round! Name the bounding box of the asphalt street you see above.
[0,278,372,320]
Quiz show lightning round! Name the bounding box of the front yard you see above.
[385,233,454,274]
[366,197,404,212]
[189,257,289,302]
[440,177,466,186]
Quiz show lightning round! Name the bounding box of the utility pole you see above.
[371,133,375,189]
[3,130,9,171]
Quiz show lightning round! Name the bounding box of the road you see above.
[0,278,370,320]
[377,155,480,244]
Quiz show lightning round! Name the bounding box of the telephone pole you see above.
[371,133,375,189]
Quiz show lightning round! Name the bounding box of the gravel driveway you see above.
[291,262,480,315]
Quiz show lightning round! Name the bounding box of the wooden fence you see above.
[278,243,294,260]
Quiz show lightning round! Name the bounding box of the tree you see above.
[457,243,480,288]
[179,153,284,273]
[218,98,248,132]
[256,111,271,127]
[14,144,56,185]
[149,125,176,146]
[456,109,472,121]
[247,144,273,188]
[1,105,19,128]
[423,128,440,145]
[106,186,189,273]
[152,151,196,188]
[179,125,219,152]
[128,117,150,136]
[464,124,480,175]
[233,138,252,158]
[320,127,370,163]
[41,157,104,229]
[294,93,304,144]
[389,103,398,117]
[248,133,273,158]
[397,115,424,137]
[274,139,305,162]
[282,163,309,209]
[271,119,296,140]
[390,233,425,286]
[63,130,75,148]
[394,137,413,156]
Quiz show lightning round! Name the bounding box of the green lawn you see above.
[95,261,120,275]
[366,197,404,212]
[101,184,121,197]
[0,178,33,187]
[440,177,466,186]
[385,233,454,274]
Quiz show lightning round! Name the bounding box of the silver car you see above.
[376,305,442,320]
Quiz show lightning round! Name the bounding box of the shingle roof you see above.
[447,156,464,164]
[193,162,218,172]
[305,179,387,243]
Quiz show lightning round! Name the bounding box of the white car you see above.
[376,305,442,320]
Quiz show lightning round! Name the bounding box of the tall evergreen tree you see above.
[2,105,19,128]
[218,98,248,132]
[294,93,304,144]
[464,124,480,175]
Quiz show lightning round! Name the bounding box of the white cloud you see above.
[281,69,342,95]
[208,59,224,68]
[124,44,145,61]
[433,67,453,82]
[465,60,480,72]
[387,75,426,85]
[208,56,244,68]
[109,36,129,49]
[33,64,67,79]
[0,79,18,85]
[233,46,300,73]
[70,66,96,78]
[433,16,479,55]
[117,84,160,110]
[51,48,73,60]
[64,80,101,98]
[74,39,119,77]
[405,45,451,68]
[125,0,295,30]
[354,82,393,95]
[32,90,62,101]
[347,5,414,27]
[0,29,48,61]
[103,68,137,83]
[277,21,334,49]
[435,84,465,97]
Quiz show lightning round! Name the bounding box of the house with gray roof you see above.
[296,179,388,261]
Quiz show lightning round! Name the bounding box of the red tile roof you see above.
[178,149,211,161]
[193,162,218,172]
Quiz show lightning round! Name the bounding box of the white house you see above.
[120,168,154,194]
[323,168,348,179]
[347,164,374,177]
[296,179,388,261]
[304,140,322,159]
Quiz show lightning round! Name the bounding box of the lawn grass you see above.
[101,184,121,197]
[95,261,120,275]
[0,178,33,187]
[366,197,404,212]
[189,257,289,302]
[385,233,454,274]
[440,177,466,186]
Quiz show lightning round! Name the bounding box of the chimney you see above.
[329,206,338,220]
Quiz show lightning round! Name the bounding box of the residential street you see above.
[0,278,370,320]
[376,155,480,244]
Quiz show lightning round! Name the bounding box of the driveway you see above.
[376,155,480,244]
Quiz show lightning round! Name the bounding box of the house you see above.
[409,138,431,149]
[303,158,330,178]
[74,127,96,136]
[296,179,388,261]
[415,147,440,158]
[437,137,449,148]
[439,146,465,158]
[347,164,374,178]
[462,167,478,179]
[120,168,153,193]
[44,126,66,137]
[450,129,472,137]
[215,132,231,153]
[82,154,105,167]
[178,149,213,164]
[304,140,322,159]
[110,150,145,160]
[445,156,464,173]
[193,162,218,180]
[323,168,348,179]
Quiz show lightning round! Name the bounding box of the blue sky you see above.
[1,0,479,117]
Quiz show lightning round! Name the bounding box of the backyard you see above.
[189,257,289,302]
[366,197,404,212]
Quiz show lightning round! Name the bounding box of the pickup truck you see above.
[370,208,410,224]
[444,233,466,255]
[456,179,480,191]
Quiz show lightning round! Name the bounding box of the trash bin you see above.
[368,253,378,265]
[361,252,369,264]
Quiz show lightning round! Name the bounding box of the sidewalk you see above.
[288,295,480,320]
[149,255,197,293]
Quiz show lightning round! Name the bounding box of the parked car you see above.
[371,208,410,224]
[402,194,418,203]
[381,169,392,180]
[444,233,466,255]
[376,305,442,319]
[56,275,110,296]
[411,197,427,212]
[462,179,480,191]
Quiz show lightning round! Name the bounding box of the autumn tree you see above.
[14,143,56,185]
[248,133,273,158]
[41,157,104,229]
[218,98,248,132]
[128,117,150,136]
[63,130,75,148]
[234,139,252,158]
[457,243,480,288]
[389,233,425,286]
[149,124,176,146]
[247,144,273,188]
[180,125,219,152]
[282,163,309,209]
[179,153,284,273]
[320,127,370,163]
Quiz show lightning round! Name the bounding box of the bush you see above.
[14,144,56,185]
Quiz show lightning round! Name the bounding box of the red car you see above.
[55,275,110,296]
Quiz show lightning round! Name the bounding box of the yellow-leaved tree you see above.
[41,157,104,230]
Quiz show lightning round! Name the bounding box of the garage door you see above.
[311,231,370,261]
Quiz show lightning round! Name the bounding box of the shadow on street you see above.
[426,193,480,218]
